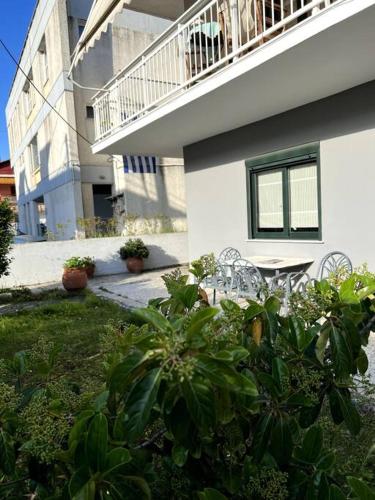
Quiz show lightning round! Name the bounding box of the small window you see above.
[29,136,40,174]
[247,144,321,240]
[23,71,35,116]
[86,106,94,119]
[38,36,49,84]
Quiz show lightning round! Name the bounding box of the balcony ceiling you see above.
[93,1,375,158]
[126,0,187,20]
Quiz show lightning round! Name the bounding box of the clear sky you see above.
[0,0,37,161]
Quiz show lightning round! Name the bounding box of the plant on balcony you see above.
[0,199,14,278]
[62,257,88,291]
[119,238,149,274]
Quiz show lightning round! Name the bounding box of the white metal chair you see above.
[317,251,352,281]
[210,263,235,304]
[232,258,265,301]
[218,247,241,263]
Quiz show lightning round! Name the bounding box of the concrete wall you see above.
[184,81,375,275]
[0,232,188,288]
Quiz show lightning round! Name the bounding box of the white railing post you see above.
[178,25,186,86]
[141,57,148,111]
[230,0,239,58]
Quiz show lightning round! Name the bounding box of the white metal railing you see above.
[93,0,339,142]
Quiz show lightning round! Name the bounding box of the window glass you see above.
[289,164,318,233]
[256,170,283,232]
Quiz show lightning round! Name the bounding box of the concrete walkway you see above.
[88,266,189,309]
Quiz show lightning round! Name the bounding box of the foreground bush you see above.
[0,272,375,498]
[0,199,13,278]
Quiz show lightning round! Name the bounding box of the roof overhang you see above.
[70,0,186,71]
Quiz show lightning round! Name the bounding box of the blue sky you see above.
[0,0,36,161]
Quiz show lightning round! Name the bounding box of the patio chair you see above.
[218,247,241,263]
[232,258,265,301]
[210,263,235,304]
[270,271,312,314]
[317,251,353,281]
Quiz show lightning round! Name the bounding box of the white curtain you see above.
[257,170,283,228]
[289,164,318,229]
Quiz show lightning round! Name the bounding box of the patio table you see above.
[224,255,314,276]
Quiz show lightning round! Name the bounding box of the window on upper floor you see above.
[246,144,321,240]
[38,36,49,85]
[86,106,94,119]
[29,136,40,174]
[23,71,35,117]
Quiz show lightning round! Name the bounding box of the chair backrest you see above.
[232,258,264,298]
[218,247,241,263]
[317,251,353,280]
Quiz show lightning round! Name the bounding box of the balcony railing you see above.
[93,0,339,143]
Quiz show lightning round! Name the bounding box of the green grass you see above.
[0,293,132,390]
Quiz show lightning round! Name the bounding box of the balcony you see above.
[92,0,375,157]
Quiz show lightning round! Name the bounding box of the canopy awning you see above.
[70,0,186,71]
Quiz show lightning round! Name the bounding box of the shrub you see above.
[119,238,150,260]
[0,199,14,278]
[63,256,87,269]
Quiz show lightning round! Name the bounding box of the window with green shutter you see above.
[246,143,321,240]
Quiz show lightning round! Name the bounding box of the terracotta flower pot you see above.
[84,264,96,279]
[62,268,88,291]
[126,257,144,274]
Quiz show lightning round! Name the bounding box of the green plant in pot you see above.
[81,256,96,279]
[119,238,149,274]
[62,257,88,291]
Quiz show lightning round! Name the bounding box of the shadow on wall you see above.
[93,244,180,276]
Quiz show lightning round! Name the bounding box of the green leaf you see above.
[174,284,199,310]
[109,350,146,394]
[69,466,92,498]
[0,430,15,475]
[264,296,280,314]
[172,443,189,467]
[214,347,249,364]
[125,368,162,442]
[252,414,273,461]
[86,413,108,472]
[122,475,151,499]
[347,476,375,500]
[357,348,369,375]
[329,484,347,500]
[329,322,353,379]
[244,302,265,321]
[186,307,218,339]
[272,357,289,394]
[332,388,361,435]
[257,372,281,399]
[198,488,228,500]
[296,425,323,464]
[220,299,241,315]
[94,391,109,412]
[181,376,216,433]
[289,317,315,352]
[316,451,335,471]
[133,307,173,333]
[339,276,360,304]
[269,415,293,465]
[103,447,131,476]
[196,355,258,396]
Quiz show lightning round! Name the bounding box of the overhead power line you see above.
[0,37,92,147]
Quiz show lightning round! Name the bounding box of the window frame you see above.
[246,143,322,241]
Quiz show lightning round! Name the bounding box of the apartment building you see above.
[6,0,187,240]
[73,0,375,272]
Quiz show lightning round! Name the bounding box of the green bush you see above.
[119,238,150,260]
[0,199,13,278]
[1,271,375,498]
[63,256,88,269]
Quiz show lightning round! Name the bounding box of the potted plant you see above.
[81,256,96,279]
[62,257,88,291]
[119,238,150,274]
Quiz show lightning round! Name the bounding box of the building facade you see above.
[78,0,375,273]
[6,0,187,240]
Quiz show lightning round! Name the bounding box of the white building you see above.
[73,0,375,273]
[6,0,187,240]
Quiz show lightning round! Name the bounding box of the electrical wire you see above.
[0,37,93,147]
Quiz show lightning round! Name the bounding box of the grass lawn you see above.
[0,292,131,390]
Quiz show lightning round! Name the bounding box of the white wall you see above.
[184,82,375,276]
[0,232,188,288]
